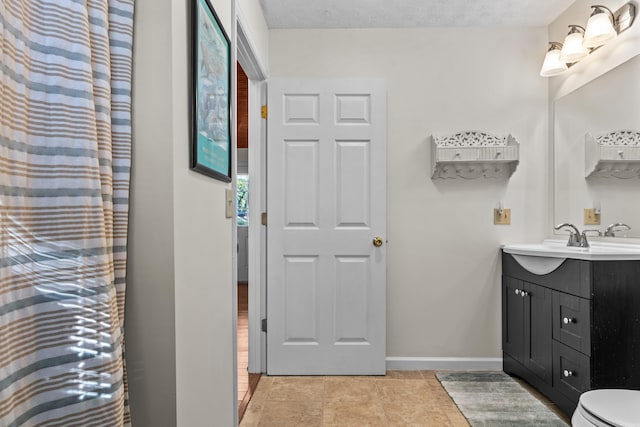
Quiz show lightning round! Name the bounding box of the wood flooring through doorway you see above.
[238,283,261,421]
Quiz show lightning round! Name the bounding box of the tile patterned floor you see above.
[237,282,570,426]
[240,370,470,427]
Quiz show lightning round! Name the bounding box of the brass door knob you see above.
[373,237,383,247]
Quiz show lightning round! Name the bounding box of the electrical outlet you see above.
[225,188,233,218]
[584,208,601,225]
[494,208,511,225]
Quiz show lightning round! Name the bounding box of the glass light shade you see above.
[540,47,568,77]
[583,11,617,48]
[560,31,589,63]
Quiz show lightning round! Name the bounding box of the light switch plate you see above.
[584,208,601,225]
[494,208,511,225]
[225,188,233,218]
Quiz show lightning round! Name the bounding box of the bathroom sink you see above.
[502,239,640,261]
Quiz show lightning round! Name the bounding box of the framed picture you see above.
[191,0,232,182]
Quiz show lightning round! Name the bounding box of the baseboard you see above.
[386,357,503,371]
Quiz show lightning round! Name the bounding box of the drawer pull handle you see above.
[563,317,575,325]
[563,369,574,378]
[515,289,520,295]
[520,291,528,298]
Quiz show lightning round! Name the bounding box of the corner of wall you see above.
[127,0,178,424]
[237,0,270,76]
[171,0,236,425]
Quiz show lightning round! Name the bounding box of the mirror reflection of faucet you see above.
[604,223,631,237]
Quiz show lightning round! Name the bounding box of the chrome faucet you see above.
[579,230,601,248]
[604,223,631,237]
[555,223,582,247]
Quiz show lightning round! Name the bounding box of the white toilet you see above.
[572,389,640,426]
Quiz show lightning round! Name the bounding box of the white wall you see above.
[127,0,177,424]
[128,0,239,425]
[269,27,549,359]
[172,0,236,425]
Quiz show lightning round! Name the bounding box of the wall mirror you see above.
[554,53,640,237]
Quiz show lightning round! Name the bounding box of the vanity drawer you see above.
[553,340,591,403]
[502,253,591,298]
[553,291,591,356]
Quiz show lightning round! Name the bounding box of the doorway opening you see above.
[236,62,260,420]
[234,15,268,422]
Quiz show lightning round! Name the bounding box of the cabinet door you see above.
[524,282,553,385]
[502,276,524,363]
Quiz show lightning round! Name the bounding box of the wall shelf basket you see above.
[429,131,520,179]
[585,131,640,179]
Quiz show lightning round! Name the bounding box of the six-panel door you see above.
[266,79,387,375]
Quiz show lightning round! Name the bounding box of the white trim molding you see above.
[236,4,268,81]
[386,357,503,371]
[247,80,267,373]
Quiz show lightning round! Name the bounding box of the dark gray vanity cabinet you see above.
[502,252,640,417]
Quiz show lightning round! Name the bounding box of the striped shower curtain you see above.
[0,0,134,425]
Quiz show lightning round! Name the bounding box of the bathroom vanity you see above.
[501,241,640,416]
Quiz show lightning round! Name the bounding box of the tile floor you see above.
[237,282,570,426]
[240,370,470,426]
[239,281,466,424]
[240,370,572,426]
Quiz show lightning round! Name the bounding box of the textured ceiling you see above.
[259,0,576,29]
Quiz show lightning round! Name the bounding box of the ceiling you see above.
[258,0,576,29]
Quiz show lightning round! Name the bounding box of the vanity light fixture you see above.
[540,2,636,77]
[583,5,617,48]
[560,25,589,63]
[540,42,568,77]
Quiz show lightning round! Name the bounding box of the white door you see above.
[267,79,386,375]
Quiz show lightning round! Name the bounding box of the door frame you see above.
[236,4,268,377]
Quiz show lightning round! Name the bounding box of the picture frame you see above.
[191,0,232,182]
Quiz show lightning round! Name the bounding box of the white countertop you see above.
[502,239,640,261]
